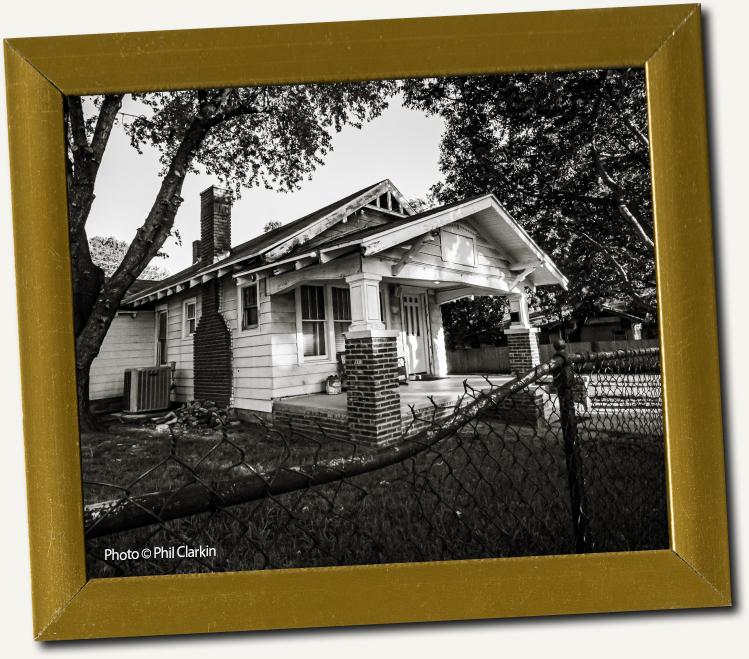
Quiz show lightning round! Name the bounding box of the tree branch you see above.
[588,73,654,252]
[66,96,122,236]
[592,143,654,250]
[206,91,262,128]
[578,231,655,314]
[66,96,89,163]
[90,94,123,164]
[621,113,650,150]
[605,77,650,149]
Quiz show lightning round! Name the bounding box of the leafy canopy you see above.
[125,82,398,199]
[403,70,655,334]
[89,236,169,281]
[441,296,508,349]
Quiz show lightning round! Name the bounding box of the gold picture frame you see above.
[4,3,731,641]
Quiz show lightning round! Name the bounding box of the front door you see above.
[402,292,428,374]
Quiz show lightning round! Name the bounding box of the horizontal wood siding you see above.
[227,278,275,408]
[160,290,200,402]
[267,290,338,399]
[382,220,511,282]
[228,283,342,411]
[89,312,155,400]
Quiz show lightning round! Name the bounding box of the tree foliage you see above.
[263,220,283,233]
[66,81,396,428]
[125,83,396,197]
[89,236,168,280]
[441,296,508,348]
[402,70,655,340]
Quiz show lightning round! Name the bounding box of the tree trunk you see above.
[70,228,105,335]
[76,364,101,432]
[74,118,211,427]
[64,94,123,427]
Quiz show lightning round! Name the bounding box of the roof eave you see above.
[358,194,568,290]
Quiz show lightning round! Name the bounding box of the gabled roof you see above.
[125,180,411,305]
[125,182,567,307]
[219,181,391,264]
[312,194,567,289]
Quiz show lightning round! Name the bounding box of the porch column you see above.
[344,273,401,446]
[505,294,540,375]
[346,273,385,332]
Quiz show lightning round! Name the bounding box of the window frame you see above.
[331,286,353,356]
[294,283,389,364]
[182,297,198,338]
[237,281,261,333]
[440,227,477,267]
[155,306,168,366]
[296,284,330,362]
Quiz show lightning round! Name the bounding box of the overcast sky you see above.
[85,92,446,275]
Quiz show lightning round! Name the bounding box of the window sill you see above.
[236,326,261,337]
[299,356,336,365]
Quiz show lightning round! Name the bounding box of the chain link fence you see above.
[83,342,668,577]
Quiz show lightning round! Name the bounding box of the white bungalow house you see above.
[90,179,567,443]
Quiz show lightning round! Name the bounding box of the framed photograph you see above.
[5,3,731,641]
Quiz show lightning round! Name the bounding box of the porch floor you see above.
[273,374,514,419]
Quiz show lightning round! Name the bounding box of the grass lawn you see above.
[83,409,668,578]
[80,419,367,504]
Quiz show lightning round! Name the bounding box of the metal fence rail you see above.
[83,341,668,577]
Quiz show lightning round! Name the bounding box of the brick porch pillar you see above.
[506,294,540,375]
[344,273,401,445]
[498,294,546,429]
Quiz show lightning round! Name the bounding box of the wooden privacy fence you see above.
[447,339,659,374]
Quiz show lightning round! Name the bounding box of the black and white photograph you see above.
[69,69,667,577]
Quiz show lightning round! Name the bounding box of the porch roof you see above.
[355,195,567,288]
[261,194,567,297]
[271,195,567,289]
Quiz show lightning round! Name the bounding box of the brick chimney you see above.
[200,185,232,264]
[192,239,201,264]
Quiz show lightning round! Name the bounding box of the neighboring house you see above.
[91,179,567,443]
[577,302,656,343]
[534,301,657,346]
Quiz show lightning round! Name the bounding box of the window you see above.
[440,229,476,266]
[156,309,168,364]
[183,298,197,336]
[300,285,327,358]
[331,287,352,353]
[296,284,388,362]
[241,283,259,330]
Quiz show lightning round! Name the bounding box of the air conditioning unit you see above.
[123,366,172,413]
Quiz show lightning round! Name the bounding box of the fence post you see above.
[553,339,590,553]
